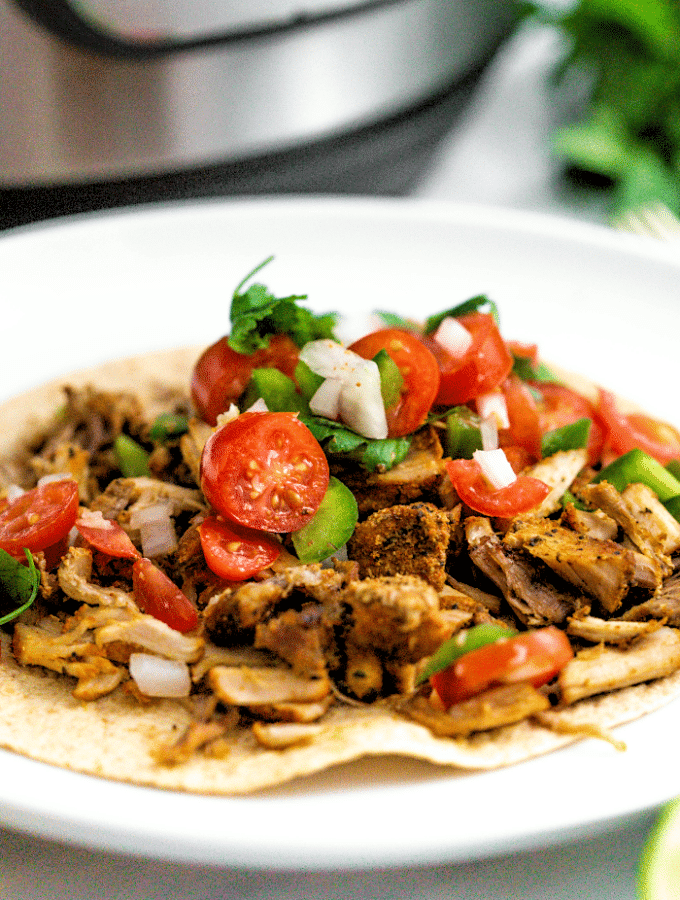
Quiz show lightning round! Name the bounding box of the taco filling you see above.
[2,259,680,793]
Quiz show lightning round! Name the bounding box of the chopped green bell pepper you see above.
[373,348,404,409]
[114,434,151,477]
[292,477,359,563]
[417,622,517,684]
[242,367,308,414]
[595,448,680,501]
[541,417,591,458]
[445,406,483,459]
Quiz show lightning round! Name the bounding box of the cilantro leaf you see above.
[228,258,337,355]
[299,414,411,472]
[424,295,499,334]
[525,0,680,217]
[511,355,561,383]
[373,310,415,329]
[0,549,39,626]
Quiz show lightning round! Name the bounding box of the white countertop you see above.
[0,23,660,900]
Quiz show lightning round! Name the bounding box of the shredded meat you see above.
[578,480,675,577]
[348,501,451,589]
[404,682,550,736]
[58,547,137,609]
[254,605,329,678]
[208,665,331,706]
[525,449,589,517]
[622,572,680,625]
[341,574,452,664]
[558,626,680,704]
[504,518,659,614]
[466,517,578,625]
[331,426,446,513]
[7,378,680,766]
[566,615,658,644]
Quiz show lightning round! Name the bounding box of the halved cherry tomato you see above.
[499,374,542,461]
[533,382,605,466]
[348,328,440,437]
[0,480,79,557]
[507,340,539,367]
[422,313,513,406]
[597,389,680,465]
[445,457,550,517]
[431,626,573,708]
[75,513,141,560]
[199,514,281,580]
[200,412,330,533]
[501,444,535,474]
[132,557,198,632]
[191,333,300,425]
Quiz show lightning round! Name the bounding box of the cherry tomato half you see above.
[198,514,281,580]
[423,313,513,407]
[597,389,680,465]
[191,334,300,425]
[75,513,141,560]
[533,382,605,467]
[348,328,440,437]
[200,412,330,533]
[0,480,79,557]
[132,557,198,632]
[431,626,573,708]
[499,374,542,462]
[445,457,550,517]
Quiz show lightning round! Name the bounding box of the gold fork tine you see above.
[615,202,680,242]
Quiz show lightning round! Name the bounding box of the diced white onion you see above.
[37,472,73,486]
[5,484,25,502]
[433,317,473,357]
[129,502,177,557]
[477,392,510,430]
[310,377,343,419]
[77,508,115,530]
[216,403,240,427]
[338,360,388,440]
[479,417,499,452]
[300,340,388,440]
[245,397,269,413]
[299,339,366,382]
[129,653,191,698]
[473,448,517,490]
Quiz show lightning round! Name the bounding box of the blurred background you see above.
[4,1,678,231]
[3,1,680,231]
[0,0,517,228]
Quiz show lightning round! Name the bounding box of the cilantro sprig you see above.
[298,414,412,473]
[0,549,39,626]
[228,258,337,355]
[524,0,680,217]
[424,295,499,334]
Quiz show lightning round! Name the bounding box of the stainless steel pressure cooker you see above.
[0,0,516,227]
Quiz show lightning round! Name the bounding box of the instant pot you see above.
[0,0,516,227]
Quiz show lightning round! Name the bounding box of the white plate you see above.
[1,197,679,871]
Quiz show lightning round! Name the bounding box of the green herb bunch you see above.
[525,0,680,217]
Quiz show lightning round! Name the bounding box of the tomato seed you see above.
[285,489,303,508]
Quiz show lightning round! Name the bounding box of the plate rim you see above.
[1,195,679,870]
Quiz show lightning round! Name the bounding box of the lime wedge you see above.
[639,799,680,899]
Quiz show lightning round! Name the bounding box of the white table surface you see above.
[0,23,659,900]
